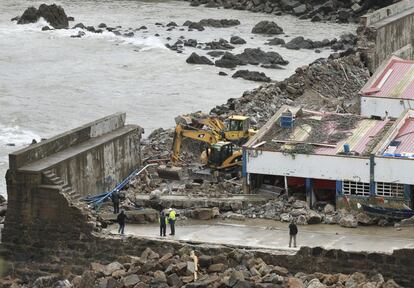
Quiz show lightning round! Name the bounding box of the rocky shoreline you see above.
[2,2,412,288]
[182,0,397,24]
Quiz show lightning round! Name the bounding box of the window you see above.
[376,182,404,198]
[342,181,370,196]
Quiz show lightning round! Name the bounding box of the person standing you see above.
[112,191,120,214]
[159,211,167,237]
[289,220,298,248]
[117,210,128,235]
[168,208,176,236]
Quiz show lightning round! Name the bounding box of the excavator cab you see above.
[208,142,240,168]
[225,115,251,144]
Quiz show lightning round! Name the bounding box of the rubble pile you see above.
[17,247,401,288]
[210,52,370,127]
[238,199,380,227]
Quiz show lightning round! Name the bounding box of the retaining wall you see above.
[358,0,414,73]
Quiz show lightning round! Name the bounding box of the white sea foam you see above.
[0,17,166,51]
[0,124,41,147]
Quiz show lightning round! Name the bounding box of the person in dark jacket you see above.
[159,211,167,237]
[117,210,128,235]
[289,220,298,248]
[112,191,120,214]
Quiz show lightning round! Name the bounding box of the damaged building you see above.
[243,106,414,209]
[360,56,414,118]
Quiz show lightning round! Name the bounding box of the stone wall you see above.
[357,0,414,73]
[3,234,413,286]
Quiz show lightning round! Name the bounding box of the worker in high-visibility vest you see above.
[168,208,176,236]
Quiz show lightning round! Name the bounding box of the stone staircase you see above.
[42,170,83,204]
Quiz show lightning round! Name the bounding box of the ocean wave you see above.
[0,124,41,147]
[0,17,167,50]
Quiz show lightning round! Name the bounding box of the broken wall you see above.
[358,0,414,73]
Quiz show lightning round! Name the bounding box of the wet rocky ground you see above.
[2,246,403,288]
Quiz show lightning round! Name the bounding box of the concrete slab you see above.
[110,220,414,253]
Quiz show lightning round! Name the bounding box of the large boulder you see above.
[265,37,285,46]
[306,210,322,224]
[236,48,289,65]
[252,21,283,34]
[186,53,214,65]
[339,214,358,228]
[198,18,240,28]
[285,36,315,50]
[17,7,38,25]
[191,208,215,220]
[356,212,376,226]
[215,52,242,68]
[18,4,69,29]
[323,204,335,214]
[400,216,414,227]
[230,36,246,45]
[232,70,271,82]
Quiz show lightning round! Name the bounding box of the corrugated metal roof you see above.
[361,58,414,100]
[393,118,414,154]
[315,119,389,156]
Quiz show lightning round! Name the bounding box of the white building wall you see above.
[360,96,414,118]
[374,157,414,184]
[246,150,371,182]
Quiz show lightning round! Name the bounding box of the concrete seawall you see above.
[3,113,143,247]
[358,0,414,73]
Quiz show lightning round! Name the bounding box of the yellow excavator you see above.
[170,124,242,170]
[170,115,256,170]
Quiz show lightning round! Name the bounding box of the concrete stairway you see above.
[42,170,82,203]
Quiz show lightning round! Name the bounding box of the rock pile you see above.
[209,52,370,127]
[283,33,357,51]
[252,20,284,34]
[24,247,401,288]
[183,0,396,24]
[17,4,69,29]
[215,48,289,69]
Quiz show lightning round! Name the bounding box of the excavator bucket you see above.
[157,165,182,181]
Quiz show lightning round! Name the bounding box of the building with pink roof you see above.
[243,106,414,209]
[360,56,414,118]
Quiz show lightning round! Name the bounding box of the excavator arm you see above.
[171,124,219,164]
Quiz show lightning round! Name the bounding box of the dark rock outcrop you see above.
[230,36,246,45]
[232,70,271,82]
[198,19,240,28]
[204,39,234,50]
[236,48,289,65]
[18,4,69,29]
[265,37,285,46]
[215,52,243,68]
[252,21,283,35]
[186,53,214,65]
[207,51,225,58]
